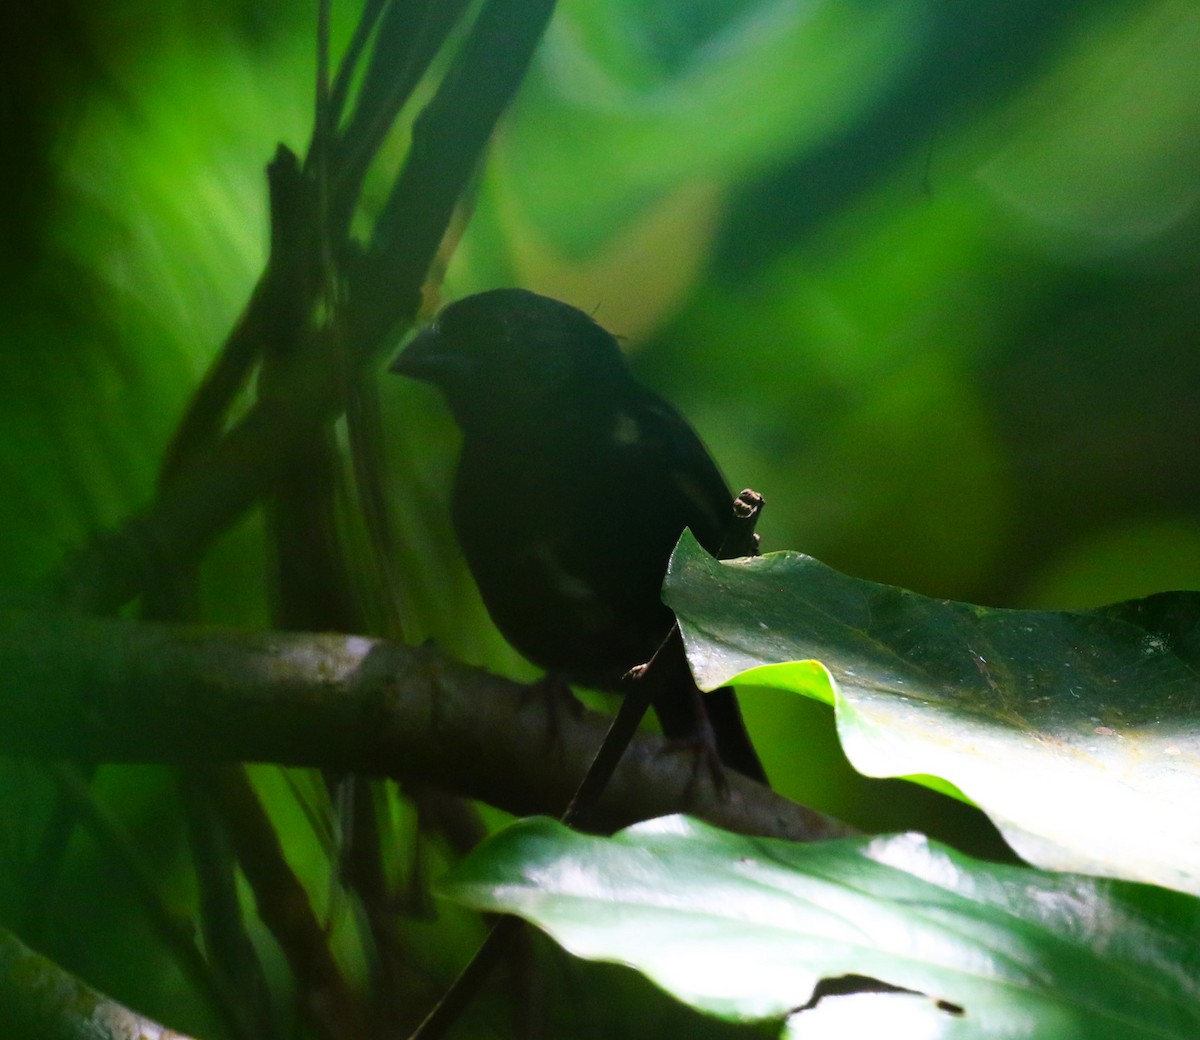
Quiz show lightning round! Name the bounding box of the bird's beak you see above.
[389,325,444,382]
[386,326,434,381]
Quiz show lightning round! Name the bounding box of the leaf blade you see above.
[664,531,1200,893]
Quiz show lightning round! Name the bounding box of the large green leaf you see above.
[663,531,1200,895]
[443,814,1200,1038]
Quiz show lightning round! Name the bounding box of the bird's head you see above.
[390,288,629,432]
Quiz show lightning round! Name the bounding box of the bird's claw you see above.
[657,718,731,801]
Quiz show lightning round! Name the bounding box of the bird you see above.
[390,287,767,785]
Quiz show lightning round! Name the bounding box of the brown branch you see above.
[0,608,849,844]
[0,923,205,1040]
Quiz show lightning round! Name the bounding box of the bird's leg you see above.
[520,672,584,754]
[654,684,731,800]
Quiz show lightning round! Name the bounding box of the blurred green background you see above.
[2,0,1199,1033]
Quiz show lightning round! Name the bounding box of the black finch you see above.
[391,288,767,784]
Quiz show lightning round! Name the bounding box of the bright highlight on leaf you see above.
[442,815,1200,1038]
[663,531,1200,895]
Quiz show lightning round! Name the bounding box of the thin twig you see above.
[409,490,768,1038]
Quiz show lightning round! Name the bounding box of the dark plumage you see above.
[391,288,766,784]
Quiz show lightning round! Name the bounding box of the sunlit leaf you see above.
[664,531,1200,895]
[443,814,1200,1037]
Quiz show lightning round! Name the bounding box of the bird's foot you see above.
[658,718,731,801]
